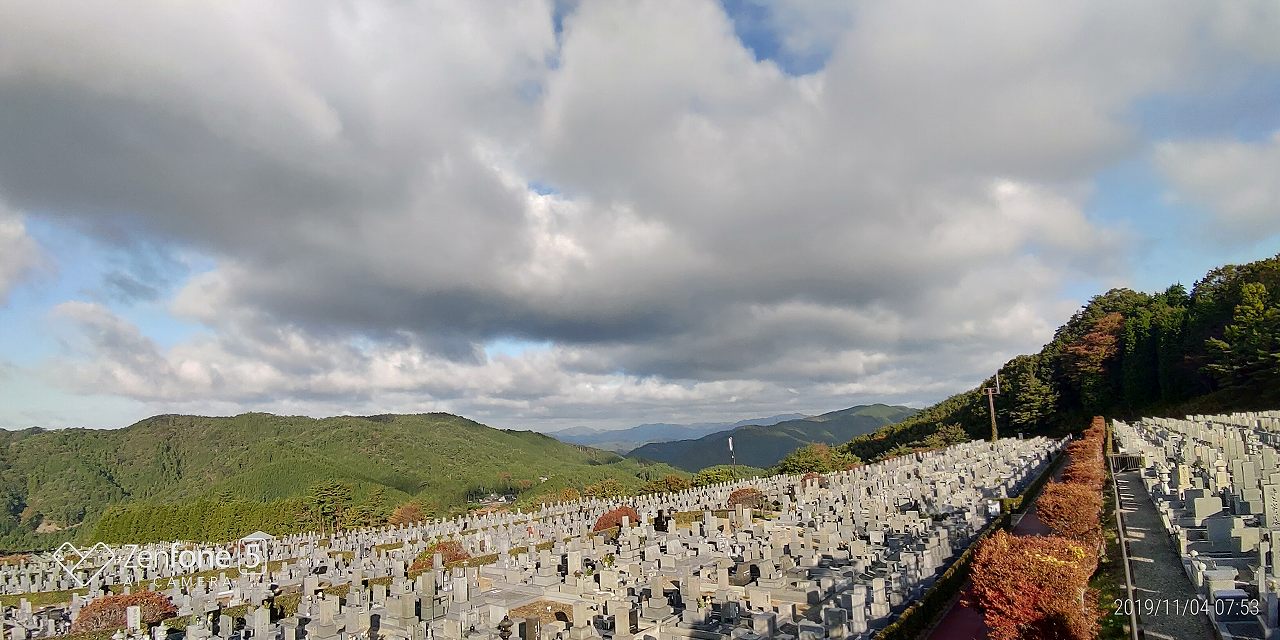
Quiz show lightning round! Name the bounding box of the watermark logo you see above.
[51,542,116,588]
[51,537,273,587]
[117,542,268,575]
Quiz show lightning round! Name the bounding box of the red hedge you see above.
[971,530,1099,640]
[1037,481,1103,546]
[972,417,1108,639]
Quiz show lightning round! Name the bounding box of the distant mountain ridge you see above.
[550,413,808,452]
[628,404,918,471]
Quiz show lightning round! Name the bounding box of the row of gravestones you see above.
[1114,411,1280,634]
[11,435,1063,640]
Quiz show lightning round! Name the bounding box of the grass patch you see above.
[0,588,86,608]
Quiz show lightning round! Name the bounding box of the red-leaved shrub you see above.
[593,506,640,532]
[408,539,471,574]
[726,487,766,510]
[972,416,1108,639]
[71,591,178,633]
[971,530,1099,640]
[1037,481,1103,547]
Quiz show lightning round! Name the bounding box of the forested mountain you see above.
[628,404,918,471]
[843,253,1280,462]
[0,413,680,550]
[551,413,808,452]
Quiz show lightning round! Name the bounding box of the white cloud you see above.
[0,205,39,304]
[1156,132,1280,242]
[2,0,1277,427]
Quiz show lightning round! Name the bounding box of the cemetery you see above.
[1112,410,1280,639]
[1,436,1062,640]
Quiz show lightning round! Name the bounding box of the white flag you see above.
[728,437,734,453]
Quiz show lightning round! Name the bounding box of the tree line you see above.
[843,253,1280,462]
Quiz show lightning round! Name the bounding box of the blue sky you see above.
[1,0,1278,431]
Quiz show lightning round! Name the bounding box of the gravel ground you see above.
[1114,470,1217,640]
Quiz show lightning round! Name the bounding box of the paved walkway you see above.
[1114,470,1215,640]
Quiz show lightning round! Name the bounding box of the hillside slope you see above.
[0,413,679,549]
[628,404,918,471]
[844,253,1280,461]
[552,413,807,452]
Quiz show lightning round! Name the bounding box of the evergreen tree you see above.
[774,444,859,475]
[308,481,353,534]
[1206,282,1280,387]
[1005,357,1058,430]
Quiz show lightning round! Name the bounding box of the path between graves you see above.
[924,463,1060,640]
[1113,469,1216,640]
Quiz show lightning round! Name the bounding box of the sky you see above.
[1,0,1279,432]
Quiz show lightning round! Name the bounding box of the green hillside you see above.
[628,404,918,471]
[844,253,1280,461]
[0,413,681,550]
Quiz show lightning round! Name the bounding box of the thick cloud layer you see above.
[3,0,1279,429]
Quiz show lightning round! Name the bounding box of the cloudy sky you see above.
[1,0,1279,431]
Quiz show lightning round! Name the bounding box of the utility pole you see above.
[984,373,1002,443]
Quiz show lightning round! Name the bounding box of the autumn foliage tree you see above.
[971,531,1099,640]
[826,257,1280,472]
[1065,313,1124,412]
[593,506,640,532]
[388,501,427,525]
[71,591,178,633]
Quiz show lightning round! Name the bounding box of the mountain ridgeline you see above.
[842,253,1280,462]
[628,404,919,471]
[0,413,681,550]
[551,413,808,452]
